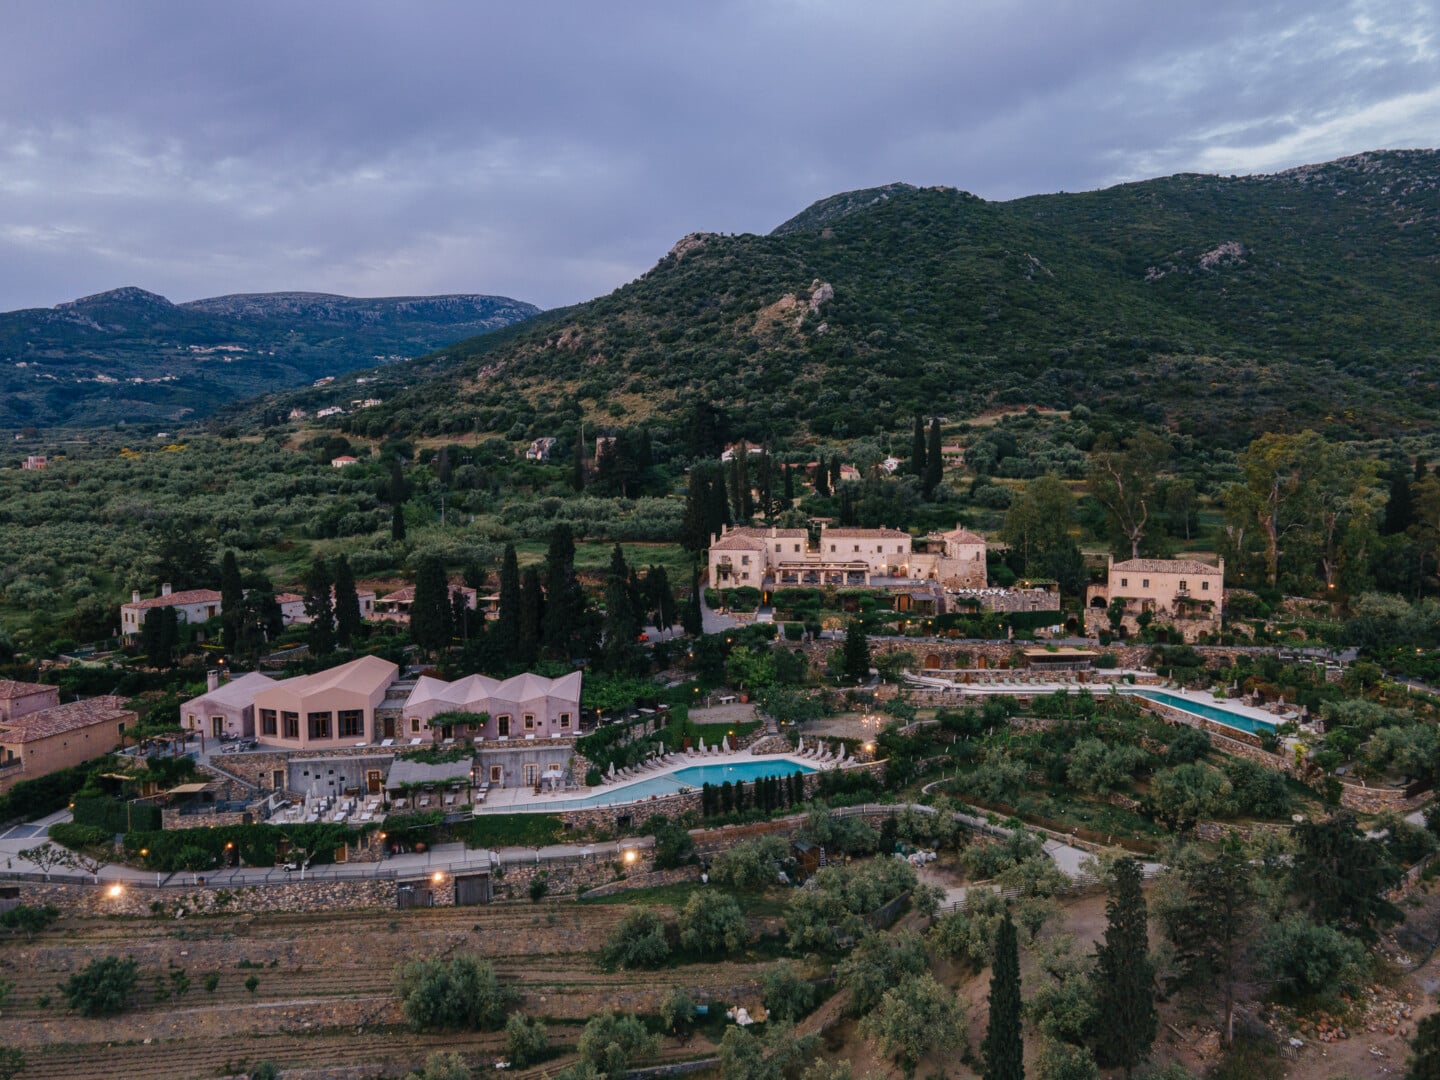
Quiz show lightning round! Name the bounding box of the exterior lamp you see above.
[431,871,445,885]
[107,884,123,899]
[623,848,638,864]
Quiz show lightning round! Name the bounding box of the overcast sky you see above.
[1,1,1436,312]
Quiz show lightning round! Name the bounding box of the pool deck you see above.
[901,671,1287,730]
[472,750,826,814]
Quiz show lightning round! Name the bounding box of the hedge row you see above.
[71,794,162,834]
[121,821,369,872]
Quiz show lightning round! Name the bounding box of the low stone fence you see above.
[160,807,251,830]
[11,878,399,917]
[580,865,702,899]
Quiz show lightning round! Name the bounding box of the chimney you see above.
[207,669,219,693]
[161,582,172,597]
[132,590,141,604]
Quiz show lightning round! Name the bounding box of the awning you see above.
[167,782,210,795]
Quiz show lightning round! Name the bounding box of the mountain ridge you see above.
[0,288,539,428]
[261,148,1439,450]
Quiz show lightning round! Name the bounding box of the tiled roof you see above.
[266,655,399,698]
[1111,558,1222,575]
[185,671,274,709]
[0,680,53,701]
[0,696,132,743]
[941,526,987,545]
[122,589,222,611]
[276,592,304,604]
[820,527,911,539]
[709,534,768,551]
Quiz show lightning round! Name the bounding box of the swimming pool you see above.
[1125,688,1276,735]
[511,759,817,812]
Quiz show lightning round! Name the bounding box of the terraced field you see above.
[0,901,769,1078]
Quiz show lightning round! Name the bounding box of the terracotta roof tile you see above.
[1111,558,1222,575]
[122,589,223,611]
[0,696,133,743]
[0,680,53,701]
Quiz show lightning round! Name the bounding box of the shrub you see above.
[599,908,670,970]
[762,961,816,1022]
[1256,916,1370,1003]
[62,955,139,1016]
[659,988,696,1034]
[837,931,927,1017]
[48,822,111,850]
[504,1011,550,1067]
[395,955,518,1030]
[0,903,60,935]
[565,1011,659,1078]
[709,835,788,890]
[859,972,966,1071]
[678,890,748,955]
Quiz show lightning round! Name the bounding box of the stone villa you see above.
[120,584,223,639]
[708,523,988,591]
[1086,555,1225,642]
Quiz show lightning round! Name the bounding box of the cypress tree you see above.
[911,415,927,477]
[389,458,407,542]
[682,562,704,636]
[517,566,544,667]
[1091,857,1157,1078]
[219,550,244,654]
[815,459,830,498]
[541,524,586,662]
[782,461,795,506]
[409,555,452,658]
[1384,465,1415,535]
[924,417,944,497]
[682,472,710,552]
[982,912,1024,1080]
[572,427,587,492]
[497,544,521,662]
[842,620,871,684]
[332,554,363,647]
[436,446,452,486]
[303,559,336,657]
[829,454,842,488]
[603,544,641,673]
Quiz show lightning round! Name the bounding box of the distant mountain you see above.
[0,288,539,427]
[282,149,1439,449]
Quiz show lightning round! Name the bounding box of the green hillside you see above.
[272,150,1440,450]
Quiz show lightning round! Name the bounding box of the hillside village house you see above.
[253,655,399,750]
[1086,555,1225,642]
[179,670,275,741]
[525,437,557,460]
[21,455,46,470]
[120,584,223,639]
[374,582,476,623]
[0,679,60,723]
[276,587,377,626]
[708,523,988,592]
[0,695,134,794]
[330,455,359,468]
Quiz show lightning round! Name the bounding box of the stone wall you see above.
[161,807,251,830]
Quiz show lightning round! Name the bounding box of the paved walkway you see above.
[699,583,740,634]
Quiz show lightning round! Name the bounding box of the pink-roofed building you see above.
[119,584,223,639]
[402,670,582,743]
[252,655,399,749]
[178,670,275,741]
[0,680,60,724]
[330,455,359,468]
[0,696,134,794]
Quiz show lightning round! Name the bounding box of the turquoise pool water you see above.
[512,759,817,812]
[1125,688,1276,735]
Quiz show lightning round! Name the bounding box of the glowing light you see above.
[107,884,123,899]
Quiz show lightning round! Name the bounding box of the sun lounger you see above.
[410,738,422,746]
[381,738,394,747]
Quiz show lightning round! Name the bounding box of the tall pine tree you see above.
[1091,857,1157,1078]
[982,911,1023,1080]
[602,544,641,673]
[332,554,363,647]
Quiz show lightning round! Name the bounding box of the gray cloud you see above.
[0,0,1435,311]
